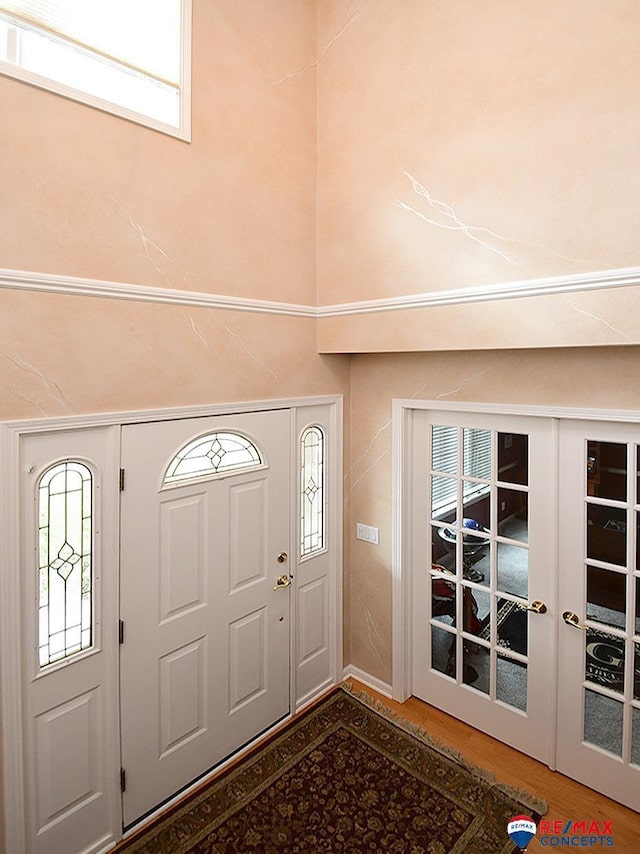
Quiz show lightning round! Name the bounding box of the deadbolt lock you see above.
[277,552,288,564]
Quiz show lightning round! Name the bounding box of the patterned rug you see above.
[116,687,545,853]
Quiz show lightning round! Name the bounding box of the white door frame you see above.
[392,398,640,705]
[0,395,343,854]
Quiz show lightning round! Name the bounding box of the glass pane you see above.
[584,690,623,756]
[636,578,640,633]
[431,624,455,677]
[38,461,93,668]
[497,656,527,712]
[586,566,626,629]
[497,542,528,599]
[463,644,489,694]
[633,708,640,766]
[497,600,528,656]
[454,515,489,583]
[498,489,528,543]
[163,431,262,485]
[586,628,625,693]
[462,482,490,531]
[587,505,626,566]
[463,428,491,479]
[498,432,528,486]
[463,586,489,637]
[586,441,627,501]
[636,512,640,573]
[431,474,456,518]
[635,643,640,700]
[432,425,457,474]
[300,426,325,557]
[431,572,456,628]
[433,524,455,574]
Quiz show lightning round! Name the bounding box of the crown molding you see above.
[1,264,639,317]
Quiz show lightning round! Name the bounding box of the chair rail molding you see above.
[2,264,640,317]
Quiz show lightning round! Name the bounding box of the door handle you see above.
[562,610,587,630]
[527,600,547,614]
[273,574,292,590]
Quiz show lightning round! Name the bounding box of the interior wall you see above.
[317,0,640,351]
[0,3,351,849]
[348,347,640,685]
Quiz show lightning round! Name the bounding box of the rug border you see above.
[341,682,548,816]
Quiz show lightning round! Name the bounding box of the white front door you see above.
[119,409,291,827]
[557,420,640,812]
[411,410,556,762]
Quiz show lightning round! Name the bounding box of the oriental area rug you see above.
[116,687,545,854]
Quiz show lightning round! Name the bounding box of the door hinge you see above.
[120,767,126,792]
[119,619,125,644]
[119,468,125,491]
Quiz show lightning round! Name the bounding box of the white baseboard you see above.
[342,665,393,699]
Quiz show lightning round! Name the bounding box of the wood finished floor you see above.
[348,679,640,852]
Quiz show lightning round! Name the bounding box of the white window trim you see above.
[0,0,192,141]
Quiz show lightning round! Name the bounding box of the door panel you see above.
[557,420,640,811]
[120,410,291,827]
[412,410,556,762]
[21,427,119,854]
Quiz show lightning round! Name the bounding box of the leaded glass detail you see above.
[163,431,263,485]
[301,426,325,557]
[38,461,93,668]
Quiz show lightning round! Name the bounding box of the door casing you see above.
[0,395,343,854]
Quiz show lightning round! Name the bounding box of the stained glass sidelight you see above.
[38,461,93,667]
[163,431,262,485]
[300,426,325,557]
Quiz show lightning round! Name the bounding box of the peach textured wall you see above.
[347,347,640,684]
[317,0,640,351]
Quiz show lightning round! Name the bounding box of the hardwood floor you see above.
[347,680,640,852]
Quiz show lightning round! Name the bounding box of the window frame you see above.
[0,0,192,140]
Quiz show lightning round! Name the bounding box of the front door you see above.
[411,409,556,762]
[557,419,640,812]
[120,409,291,827]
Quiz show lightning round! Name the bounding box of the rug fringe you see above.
[340,682,548,817]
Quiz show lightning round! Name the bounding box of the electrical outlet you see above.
[356,523,379,544]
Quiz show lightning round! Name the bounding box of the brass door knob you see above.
[273,574,291,590]
[527,600,547,614]
[562,610,587,630]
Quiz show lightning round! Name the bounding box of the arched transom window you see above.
[163,431,263,486]
[300,426,325,557]
[38,460,93,668]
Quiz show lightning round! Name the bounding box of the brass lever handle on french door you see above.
[527,600,547,614]
[273,574,292,590]
[562,610,587,630]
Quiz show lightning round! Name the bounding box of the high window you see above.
[163,431,264,486]
[38,460,94,668]
[0,0,191,139]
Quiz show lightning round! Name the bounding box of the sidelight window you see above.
[300,426,325,557]
[38,460,94,667]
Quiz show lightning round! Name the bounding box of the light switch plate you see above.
[356,523,379,544]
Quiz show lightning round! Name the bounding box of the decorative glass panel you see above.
[300,426,325,557]
[163,431,262,485]
[38,461,93,667]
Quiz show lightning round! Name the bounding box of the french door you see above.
[411,410,556,762]
[410,407,640,811]
[557,420,640,811]
[119,409,292,826]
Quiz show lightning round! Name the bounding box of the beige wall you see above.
[318,0,640,350]
[347,347,640,683]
